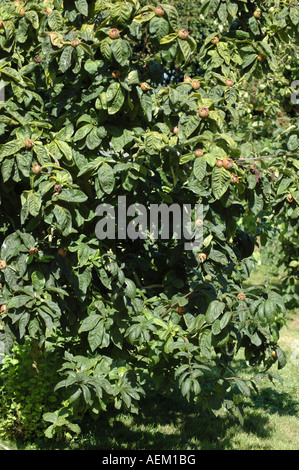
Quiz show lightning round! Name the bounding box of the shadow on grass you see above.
[75,390,276,450]
[245,386,299,417]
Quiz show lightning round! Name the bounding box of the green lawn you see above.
[1,265,298,451]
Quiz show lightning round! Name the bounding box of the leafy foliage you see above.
[0,0,297,440]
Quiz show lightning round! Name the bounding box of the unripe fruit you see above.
[178,29,189,40]
[141,82,150,92]
[253,10,261,19]
[155,6,165,16]
[0,260,6,270]
[0,305,7,314]
[176,306,185,315]
[172,126,179,134]
[25,139,34,149]
[223,158,233,169]
[257,55,264,62]
[211,37,219,44]
[29,247,39,256]
[20,8,25,15]
[112,70,121,79]
[191,80,200,90]
[198,107,209,118]
[58,248,67,257]
[32,164,41,174]
[216,159,223,168]
[195,218,204,228]
[272,350,277,358]
[286,194,294,203]
[108,28,120,39]
[44,8,52,15]
[0,21,3,28]
[195,149,204,157]
[184,75,192,82]
[237,292,246,301]
[198,253,207,263]
[225,79,234,87]
[71,39,80,48]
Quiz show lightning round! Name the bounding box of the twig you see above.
[160,287,203,318]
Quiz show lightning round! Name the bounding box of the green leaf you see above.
[149,17,169,41]
[74,124,94,142]
[48,10,63,30]
[98,163,115,194]
[206,301,226,324]
[53,205,72,235]
[75,0,88,16]
[124,278,136,299]
[56,188,88,203]
[79,315,101,333]
[27,191,42,217]
[60,46,74,73]
[193,158,207,182]
[111,39,131,66]
[31,271,45,293]
[211,166,231,199]
[0,140,25,161]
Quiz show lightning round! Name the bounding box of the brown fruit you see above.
[0,260,6,270]
[223,158,234,169]
[29,247,39,256]
[54,184,63,194]
[172,126,179,134]
[198,107,209,118]
[176,306,185,315]
[35,55,43,63]
[257,54,264,62]
[225,79,234,87]
[286,194,294,203]
[253,10,261,19]
[184,75,192,82]
[231,173,239,184]
[237,292,246,301]
[198,253,207,263]
[195,149,204,157]
[178,29,189,40]
[32,164,41,174]
[191,80,200,90]
[20,8,25,15]
[0,21,3,28]
[141,82,150,92]
[112,70,121,79]
[25,139,34,149]
[155,6,165,16]
[58,248,67,257]
[216,159,223,168]
[211,37,219,44]
[195,218,204,228]
[108,28,120,39]
[272,350,277,358]
[71,39,80,48]
[44,8,52,15]
[0,305,7,314]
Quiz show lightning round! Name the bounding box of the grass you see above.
[1,264,298,451]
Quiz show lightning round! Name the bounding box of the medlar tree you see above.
[0,0,297,438]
